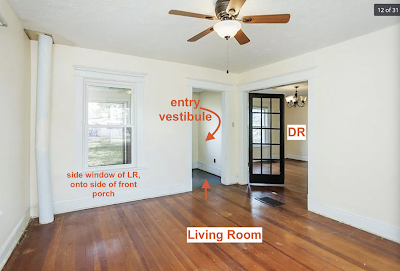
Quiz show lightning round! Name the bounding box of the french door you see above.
[249,93,285,184]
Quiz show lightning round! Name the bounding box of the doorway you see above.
[192,89,222,188]
[186,78,234,191]
[248,81,309,206]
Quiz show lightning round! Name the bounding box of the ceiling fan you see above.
[168,0,290,45]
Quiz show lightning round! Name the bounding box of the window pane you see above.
[88,127,131,167]
[271,129,280,144]
[253,160,261,174]
[252,98,261,112]
[252,113,261,128]
[262,129,270,144]
[271,98,280,113]
[271,114,280,128]
[253,145,261,159]
[252,129,261,143]
[262,98,270,110]
[88,86,131,125]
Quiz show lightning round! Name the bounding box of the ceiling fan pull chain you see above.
[226,38,229,74]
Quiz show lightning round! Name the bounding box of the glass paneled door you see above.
[249,93,285,184]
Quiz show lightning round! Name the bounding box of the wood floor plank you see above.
[132,204,196,271]
[108,206,148,270]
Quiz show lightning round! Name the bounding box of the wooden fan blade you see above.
[235,29,250,45]
[188,27,214,42]
[226,0,247,15]
[242,14,291,24]
[169,10,216,20]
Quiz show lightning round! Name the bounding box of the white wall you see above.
[238,24,400,242]
[285,104,308,160]
[29,42,237,215]
[192,92,199,165]
[0,0,31,268]
[197,91,222,175]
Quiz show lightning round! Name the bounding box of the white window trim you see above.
[74,66,146,173]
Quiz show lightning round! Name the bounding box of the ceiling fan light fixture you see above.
[214,20,241,39]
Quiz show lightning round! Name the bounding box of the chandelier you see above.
[285,86,307,108]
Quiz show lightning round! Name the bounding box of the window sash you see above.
[83,82,137,171]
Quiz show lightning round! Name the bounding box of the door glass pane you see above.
[252,98,261,112]
[272,145,280,160]
[271,145,280,174]
[253,145,261,159]
[88,127,131,167]
[271,160,280,175]
[271,130,280,144]
[262,98,270,111]
[260,145,270,159]
[252,113,261,128]
[271,114,280,128]
[262,160,271,175]
[252,129,261,143]
[253,160,262,174]
[271,98,280,113]
[261,129,270,144]
[88,85,131,125]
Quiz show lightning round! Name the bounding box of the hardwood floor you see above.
[3,160,400,270]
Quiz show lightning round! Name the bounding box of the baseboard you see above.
[285,154,308,161]
[198,162,221,177]
[192,161,199,169]
[30,184,190,218]
[0,208,30,270]
[308,197,400,244]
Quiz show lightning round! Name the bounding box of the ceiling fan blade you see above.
[242,14,291,24]
[226,0,247,15]
[188,27,214,42]
[235,29,250,45]
[169,10,216,20]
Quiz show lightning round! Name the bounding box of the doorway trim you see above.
[237,68,316,210]
[186,78,234,190]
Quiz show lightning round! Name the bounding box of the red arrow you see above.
[202,180,211,200]
[200,107,221,141]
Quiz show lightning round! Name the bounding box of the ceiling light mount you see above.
[215,0,238,20]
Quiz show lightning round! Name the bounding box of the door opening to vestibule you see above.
[191,88,222,188]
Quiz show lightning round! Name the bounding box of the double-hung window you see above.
[75,67,145,172]
[86,85,134,169]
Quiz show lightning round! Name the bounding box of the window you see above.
[75,67,146,172]
[86,86,133,168]
[252,108,269,144]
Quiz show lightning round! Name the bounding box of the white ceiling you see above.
[9,0,400,73]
